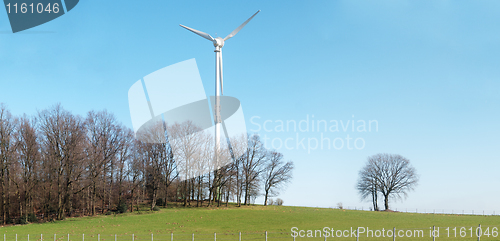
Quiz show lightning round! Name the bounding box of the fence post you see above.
[68,234,69,241]
[28,234,29,241]
[152,233,153,241]
[265,231,267,241]
[432,226,435,241]
[356,227,359,241]
[132,234,134,241]
[115,234,117,241]
[16,234,17,241]
[98,234,100,241]
[393,228,395,241]
[478,224,481,241]
[239,232,241,241]
[83,234,84,241]
[192,233,194,241]
[3,233,5,241]
[214,233,216,241]
[171,233,173,241]
[54,234,56,241]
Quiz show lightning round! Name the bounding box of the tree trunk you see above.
[1,175,5,224]
[371,189,378,211]
[243,182,248,205]
[384,194,389,210]
[225,188,229,207]
[183,180,188,207]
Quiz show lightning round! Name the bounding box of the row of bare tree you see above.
[0,103,294,223]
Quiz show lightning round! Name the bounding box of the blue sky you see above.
[1,0,499,212]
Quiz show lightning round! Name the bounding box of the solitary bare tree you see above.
[357,153,418,211]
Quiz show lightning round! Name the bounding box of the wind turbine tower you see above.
[180,10,260,168]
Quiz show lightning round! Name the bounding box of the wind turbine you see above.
[180,10,260,167]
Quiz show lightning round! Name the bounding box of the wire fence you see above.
[338,207,500,216]
[3,226,499,241]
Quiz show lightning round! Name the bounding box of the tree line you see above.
[0,103,294,223]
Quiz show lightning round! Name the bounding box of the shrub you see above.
[17,216,28,225]
[267,198,274,206]
[276,198,284,206]
[152,206,160,211]
[156,198,165,207]
[336,202,343,209]
[27,213,38,223]
[105,211,113,215]
[117,201,128,214]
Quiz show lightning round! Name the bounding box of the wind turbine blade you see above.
[224,10,260,41]
[179,24,214,41]
[220,49,224,95]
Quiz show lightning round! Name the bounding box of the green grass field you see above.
[1,204,498,241]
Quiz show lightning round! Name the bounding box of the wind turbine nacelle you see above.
[213,37,225,48]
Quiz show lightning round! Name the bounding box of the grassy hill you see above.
[1,205,498,241]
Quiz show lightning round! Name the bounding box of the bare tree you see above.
[136,120,173,210]
[193,132,211,207]
[168,121,205,206]
[84,110,124,215]
[227,134,247,207]
[114,128,134,210]
[357,163,379,211]
[241,134,266,205]
[0,104,16,223]
[262,151,293,206]
[161,141,177,207]
[14,115,40,221]
[129,141,145,212]
[38,104,86,220]
[357,153,419,211]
